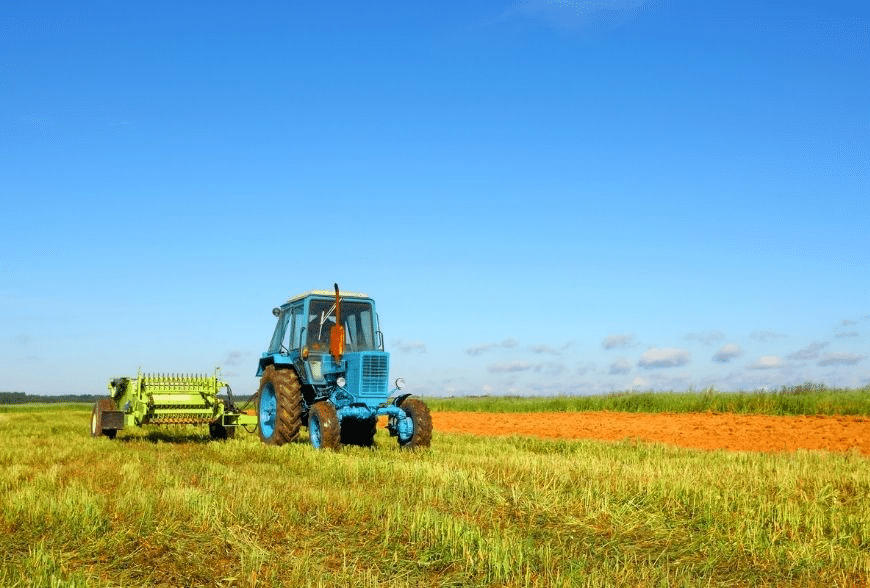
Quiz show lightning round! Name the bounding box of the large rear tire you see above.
[308,402,340,450]
[396,397,432,449]
[256,366,302,445]
[90,398,118,439]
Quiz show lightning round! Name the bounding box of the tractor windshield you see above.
[307,299,378,352]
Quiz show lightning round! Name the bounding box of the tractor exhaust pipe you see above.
[330,283,345,363]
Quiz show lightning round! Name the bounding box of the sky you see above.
[1,0,868,397]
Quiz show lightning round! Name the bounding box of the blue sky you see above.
[1,0,867,396]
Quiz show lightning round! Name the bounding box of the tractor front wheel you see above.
[396,397,432,449]
[256,366,302,445]
[308,402,340,450]
[90,398,117,439]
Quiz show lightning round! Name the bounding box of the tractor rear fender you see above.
[257,353,295,377]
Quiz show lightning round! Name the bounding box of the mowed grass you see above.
[0,403,93,414]
[0,409,868,587]
[424,384,870,416]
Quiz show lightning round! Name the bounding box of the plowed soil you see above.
[432,411,870,454]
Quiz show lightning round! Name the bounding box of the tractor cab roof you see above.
[286,290,370,304]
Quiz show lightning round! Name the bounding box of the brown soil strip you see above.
[432,411,870,454]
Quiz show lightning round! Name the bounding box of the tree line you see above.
[0,391,104,404]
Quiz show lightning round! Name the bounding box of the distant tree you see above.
[0,392,103,404]
[0,392,27,404]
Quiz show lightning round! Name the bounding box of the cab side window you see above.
[287,304,304,350]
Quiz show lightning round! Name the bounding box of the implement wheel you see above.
[90,398,117,439]
[256,366,302,445]
[396,397,432,449]
[308,402,340,450]
[209,421,235,440]
[341,416,377,447]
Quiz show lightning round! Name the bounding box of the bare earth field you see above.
[432,411,870,454]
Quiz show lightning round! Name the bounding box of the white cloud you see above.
[534,362,565,376]
[530,344,561,355]
[394,339,427,353]
[817,353,866,367]
[685,330,725,345]
[482,384,493,394]
[638,371,693,390]
[487,360,565,375]
[487,360,533,373]
[840,318,857,326]
[751,330,787,342]
[467,338,518,356]
[835,332,859,338]
[786,341,828,361]
[748,355,783,370]
[712,344,742,363]
[609,358,632,375]
[602,334,634,349]
[631,377,647,388]
[638,348,691,369]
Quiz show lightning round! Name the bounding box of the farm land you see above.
[1,387,868,587]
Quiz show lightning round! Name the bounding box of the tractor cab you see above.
[300,296,380,354]
[260,290,387,403]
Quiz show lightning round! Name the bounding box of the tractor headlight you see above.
[336,376,347,388]
[395,378,405,390]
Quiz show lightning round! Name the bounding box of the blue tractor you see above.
[255,284,432,450]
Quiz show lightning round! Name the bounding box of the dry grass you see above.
[1,408,868,587]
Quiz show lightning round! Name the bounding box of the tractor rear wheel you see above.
[340,416,377,447]
[90,398,118,439]
[308,402,340,450]
[396,397,432,449]
[256,366,302,445]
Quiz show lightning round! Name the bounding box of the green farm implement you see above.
[90,369,256,439]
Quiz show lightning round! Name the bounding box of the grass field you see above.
[5,384,868,417]
[1,406,868,587]
[0,403,94,414]
[424,385,870,416]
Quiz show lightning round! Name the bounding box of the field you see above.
[433,411,870,454]
[1,397,868,587]
[423,385,870,415]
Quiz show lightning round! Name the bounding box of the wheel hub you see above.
[259,385,277,438]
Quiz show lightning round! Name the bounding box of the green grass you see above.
[424,384,870,416]
[0,403,93,414]
[0,408,867,587]
[7,384,869,417]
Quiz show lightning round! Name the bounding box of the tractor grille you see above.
[361,354,388,396]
